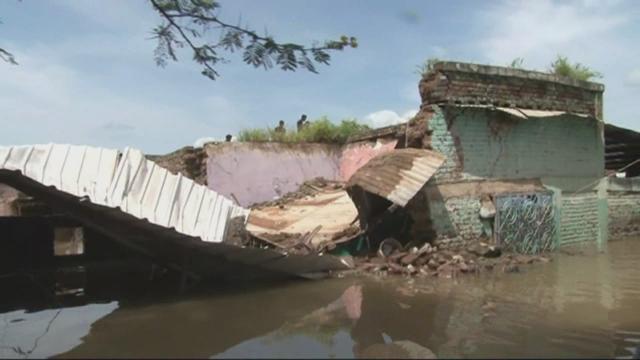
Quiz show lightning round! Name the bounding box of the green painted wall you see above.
[428,106,604,183]
[425,105,605,248]
[426,194,483,248]
[558,192,599,246]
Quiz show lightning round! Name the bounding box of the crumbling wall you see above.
[427,106,604,183]
[413,104,605,248]
[607,178,640,238]
[426,193,484,249]
[339,138,397,181]
[147,146,208,185]
[205,142,342,207]
[420,62,604,118]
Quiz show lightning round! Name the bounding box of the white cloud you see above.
[0,45,241,153]
[625,69,640,86]
[478,0,628,67]
[474,0,640,132]
[363,109,417,128]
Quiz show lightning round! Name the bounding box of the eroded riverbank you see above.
[1,237,639,358]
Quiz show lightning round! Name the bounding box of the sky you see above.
[1,0,639,154]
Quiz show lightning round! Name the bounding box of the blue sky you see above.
[1,0,639,154]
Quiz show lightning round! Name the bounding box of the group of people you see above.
[274,114,309,134]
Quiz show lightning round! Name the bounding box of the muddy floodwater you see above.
[1,237,639,359]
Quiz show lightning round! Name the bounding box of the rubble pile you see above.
[146,146,208,185]
[352,241,551,278]
[251,177,344,209]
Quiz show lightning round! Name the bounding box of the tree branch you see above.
[0,47,18,65]
[148,0,357,80]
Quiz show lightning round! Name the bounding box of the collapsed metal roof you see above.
[347,148,445,207]
[246,188,361,253]
[0,144,248,243]
[0,144,349,279]
[454,104,595,120]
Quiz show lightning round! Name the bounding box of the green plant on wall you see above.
[548,55,602,81]
[508,57,525,69]
[414,57,441,77]
[237,117,370,144]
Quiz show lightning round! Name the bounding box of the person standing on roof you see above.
[297,114,308,132]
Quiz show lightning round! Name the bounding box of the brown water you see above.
[1,237,639,359]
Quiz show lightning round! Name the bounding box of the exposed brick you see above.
[420,62,604,118]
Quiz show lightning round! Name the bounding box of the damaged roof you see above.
[0,144,349,279]
[0,144,248,243]
[246,188,361,252]
[455,104,595,120]
[347,148,445,207]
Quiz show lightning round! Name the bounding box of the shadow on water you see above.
[1,237,640,358]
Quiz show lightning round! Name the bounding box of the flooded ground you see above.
[1,237,639,359]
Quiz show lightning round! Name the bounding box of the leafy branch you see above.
[0,19,17,65]
[149,0,357,80]
[0,47,17,64]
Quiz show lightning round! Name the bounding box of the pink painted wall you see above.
[205,139,398,207]
[339,139,398,181]
[206,143,342,207]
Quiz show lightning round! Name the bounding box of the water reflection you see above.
[0,237,639,358]
[0,303,117,358]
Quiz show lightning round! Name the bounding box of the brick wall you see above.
[426,192,484,249]
[559,192,599,245]
[420,62,604,118]
[421,104,604,248]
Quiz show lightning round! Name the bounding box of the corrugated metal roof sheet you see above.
[0,144,248,243]
[455,105,593,119]
[346,148,445,206]
[246,189,361,251]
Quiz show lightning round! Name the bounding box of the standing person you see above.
[296,114,308,132]
[275,120,286,134]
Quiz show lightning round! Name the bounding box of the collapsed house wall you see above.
[205,142,343,207]
[418,104,604,249]
[607,177,640,238]
[406,61,607,252]
[339,139,398,181]
[421,61,604,118]
[204,140,399,207]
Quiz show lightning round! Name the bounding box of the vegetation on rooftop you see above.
[416,55,602,82]
[508,55,602,81]
[237,117,370,144]
[547,55,602,81]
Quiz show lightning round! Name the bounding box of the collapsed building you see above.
[1,61,639,289]
[195,61,638,255]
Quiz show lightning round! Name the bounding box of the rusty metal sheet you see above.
[246,188,361,251]
[456,105,593,119]
[347,148,445,207]
[0,144,249,243]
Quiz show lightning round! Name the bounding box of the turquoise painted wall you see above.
[425,105,605,247]
[428,106,604,184]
